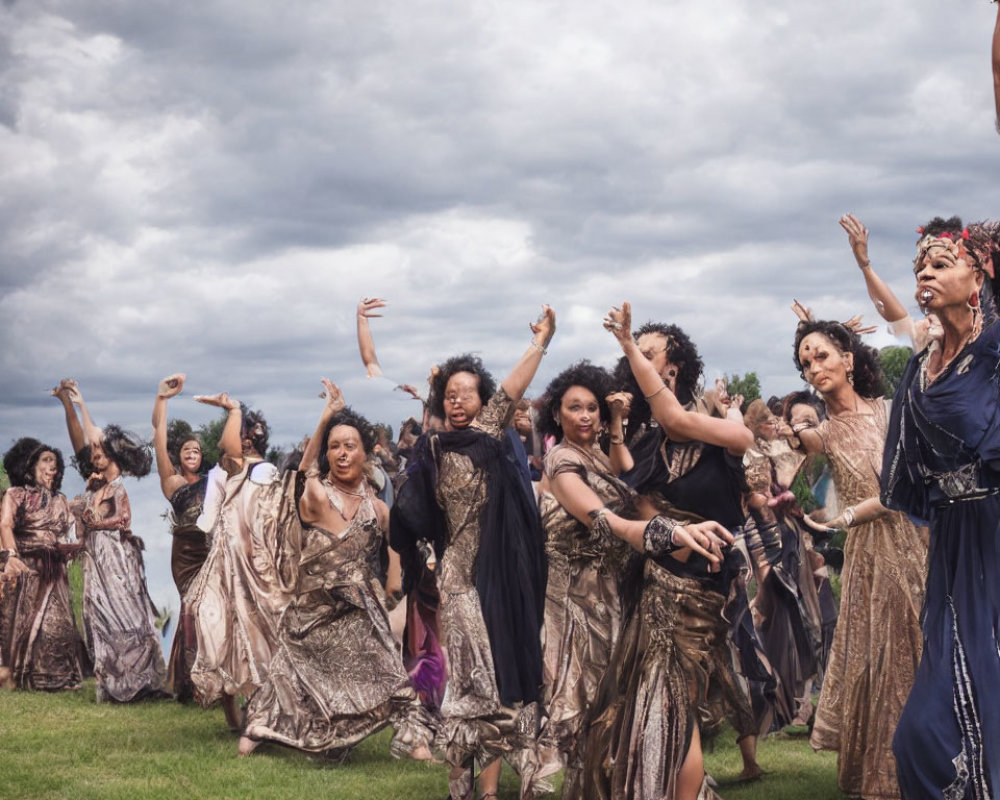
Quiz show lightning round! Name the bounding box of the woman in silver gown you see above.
[54,380,167,702]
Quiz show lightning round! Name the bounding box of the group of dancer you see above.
[2,212,999,800]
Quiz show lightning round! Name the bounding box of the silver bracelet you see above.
[529,340,547,356]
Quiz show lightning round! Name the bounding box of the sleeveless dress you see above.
[883,320,1000,799]
[808,400,927,799]
[243,482,433,755]
[0,486,84,690]
[526,442,631,798]
[78,476,168,702]
[166,476,208,701]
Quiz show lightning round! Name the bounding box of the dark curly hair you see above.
[429,354,497,421]
[633,321,704,406]
[793,320,886,400]
[538,361,613,442]
[4,438,66,492]
[101,424,153,478]
[780,390,827,424]
[317,406,377,476]
[240,405,270,458]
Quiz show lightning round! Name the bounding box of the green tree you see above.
[879,345,913,395]
[724,371,761,412]
[0,460,8,493]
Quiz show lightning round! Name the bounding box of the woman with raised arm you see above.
[581,302,760,800]
[186,394,290,714]
[54,381,168,702]
[390,306,554,800]
[790,317,926,800]
[0,438,85,690]
[526,361,732,798]
[151,374,209,702]
[881,217,1000,798]
[839,213,941,351]
[240,380,434,760]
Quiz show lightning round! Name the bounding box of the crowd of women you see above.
[2,212,999,800]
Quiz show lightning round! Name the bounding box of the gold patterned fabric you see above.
[582,561,724,800]
[243,485,433,754]
[0,487,84,690]
[186,462,294,703]
[77,477,168,702]
[429,388,541,796]
[808,401,927,800]
[524,442,632,798]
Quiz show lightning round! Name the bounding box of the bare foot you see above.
[738,763,764,782]
[409,743,438,763]
[238,736,260,756]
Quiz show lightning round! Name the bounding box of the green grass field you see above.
[0,681,848,800]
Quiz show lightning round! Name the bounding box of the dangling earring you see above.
[553,414,561,428]
[969,291,980,311]
[847,369,855,387]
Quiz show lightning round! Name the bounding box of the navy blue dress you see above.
[882,320,1000,799]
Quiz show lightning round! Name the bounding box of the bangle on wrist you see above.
[609,434,624,445]
[529,340,547,356]
[858,260,871,270]
[843,506,856,527]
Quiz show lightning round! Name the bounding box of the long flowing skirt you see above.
[82,530,167,702]
[0,550,84,690]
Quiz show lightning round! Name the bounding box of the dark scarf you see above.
[390,427,547,706]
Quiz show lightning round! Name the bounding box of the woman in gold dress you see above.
[526,361,633,797]
[792,317,927,799]
[0,438,85,690]
[240,381,433,759]
[391,306,555,800]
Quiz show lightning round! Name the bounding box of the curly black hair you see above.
[240,405,270,458]
[429,354,497,421]
[101,424,153,478]
[538,361,613,442]
[780,390,827,424]
[318,406,377,476]
[793,320,886,400]
[633,321,704,406]
[3,438,66,492]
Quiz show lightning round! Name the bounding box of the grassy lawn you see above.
[0,681,847,800]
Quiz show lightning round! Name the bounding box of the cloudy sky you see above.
[2,0,998,616]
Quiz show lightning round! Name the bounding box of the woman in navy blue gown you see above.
[882,216,1000,799]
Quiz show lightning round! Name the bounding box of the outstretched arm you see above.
[357,297,387,378]
[195,393,242,461]
[52,379,86,454]
[152,374,186,499]
[605,303,753,456]
[500,305,556,402]
[840,214,909,323]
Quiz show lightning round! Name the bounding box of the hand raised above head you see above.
[157,373,186,399]
[839,213,871,267]
[195,392,238,411]
[529,304,556,347]
[357,296,387,319]
[603,302,632,345]
[790,299,813,323]
[320,378,346,414]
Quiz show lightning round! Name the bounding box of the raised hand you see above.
[790,299,814,323]
[395,384,424,401]
[606,391,632,420]
[320,378,346,416]
[841,314,878,336]
[157,373,186,399]
[195,392,238,411]
[357,297,387,319]
[530,304,556,347]
[603,302,633,346]
[839,213,871,268]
